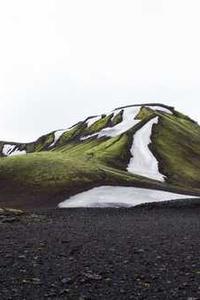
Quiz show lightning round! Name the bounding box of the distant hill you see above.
[0,103,200,208]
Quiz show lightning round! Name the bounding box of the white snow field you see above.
[127,117,165,182]
[2,144,26,156]
[58,186,196,208]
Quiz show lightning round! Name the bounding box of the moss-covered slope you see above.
[0,103,200,208]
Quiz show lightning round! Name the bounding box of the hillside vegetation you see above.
[0,103,200,208]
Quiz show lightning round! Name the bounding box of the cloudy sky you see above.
[0,0,200,142]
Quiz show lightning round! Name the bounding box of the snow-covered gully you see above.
[127,117,165,182]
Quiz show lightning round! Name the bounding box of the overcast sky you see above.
[0,0,200,142]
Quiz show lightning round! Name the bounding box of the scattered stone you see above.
[2,217,19,223]
[83,272,102,281]
[0,208,200,299]
[61,277,73,284]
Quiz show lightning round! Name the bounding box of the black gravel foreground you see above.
[0,205,200,300]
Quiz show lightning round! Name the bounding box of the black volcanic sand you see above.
[0,204,200,300]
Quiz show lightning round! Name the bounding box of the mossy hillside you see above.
[136,106,155,120]
[54,123,86,146]
[82,115,156,169]
[85,114,113,135]
[173,110,198,124]
[50,133,132,170]
[1,146,193,206]
[2,103,200,207]
[0,149,167,205]
[83,134,132,169]
[151,114,200,188]
[0,132,55,155]
[52,113,162,170]
[0,105,167,156]
[33,132,55,151]
[112,111,123,125]
[0,152,106,194]
[0,113,172,203]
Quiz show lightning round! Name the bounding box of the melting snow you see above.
[127,117,165,182]
[10,149,26,156]
[98,107,141,138]
[147,106,172,114]
[49,129,68,147]
[2,144,26,156]
[81,107,141,140]
[80,133,98,141]
[58,186,197,208]
[2,145,15,155]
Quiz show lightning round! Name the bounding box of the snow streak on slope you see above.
[148,106,172,114]
[58,186,196,208]
[49,129,68,147]
[2,145,15,155]
[127,117,165,182]
[98,107,140,138]
[81,107,141,140]
[2,145,26,156]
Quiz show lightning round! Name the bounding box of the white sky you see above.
[0,0,200,142]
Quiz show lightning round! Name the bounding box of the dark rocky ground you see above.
[0,203,200,300]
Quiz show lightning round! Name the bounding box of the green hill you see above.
[0,103,200,208]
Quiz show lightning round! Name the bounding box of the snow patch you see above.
[127,117,165,182]
[2,144,26,156]
[58,186,197,208]
[49,129,68,147]
[147,106,172,114]
[2,144,15,155]
[81,107,141,140]
[80,133,98,141]
[98,107,140,138]
[10,149,26,156]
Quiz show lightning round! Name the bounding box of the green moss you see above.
[86,114,112,134]
[173,110,197,124]
[112,111,123,126]
[135,107,155,120]
[0,152,104,193]
[57,123,86,145]
[34,133,55,152]
[151,115,200,188]
[85,134,132,169]
[2,105,200,206]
